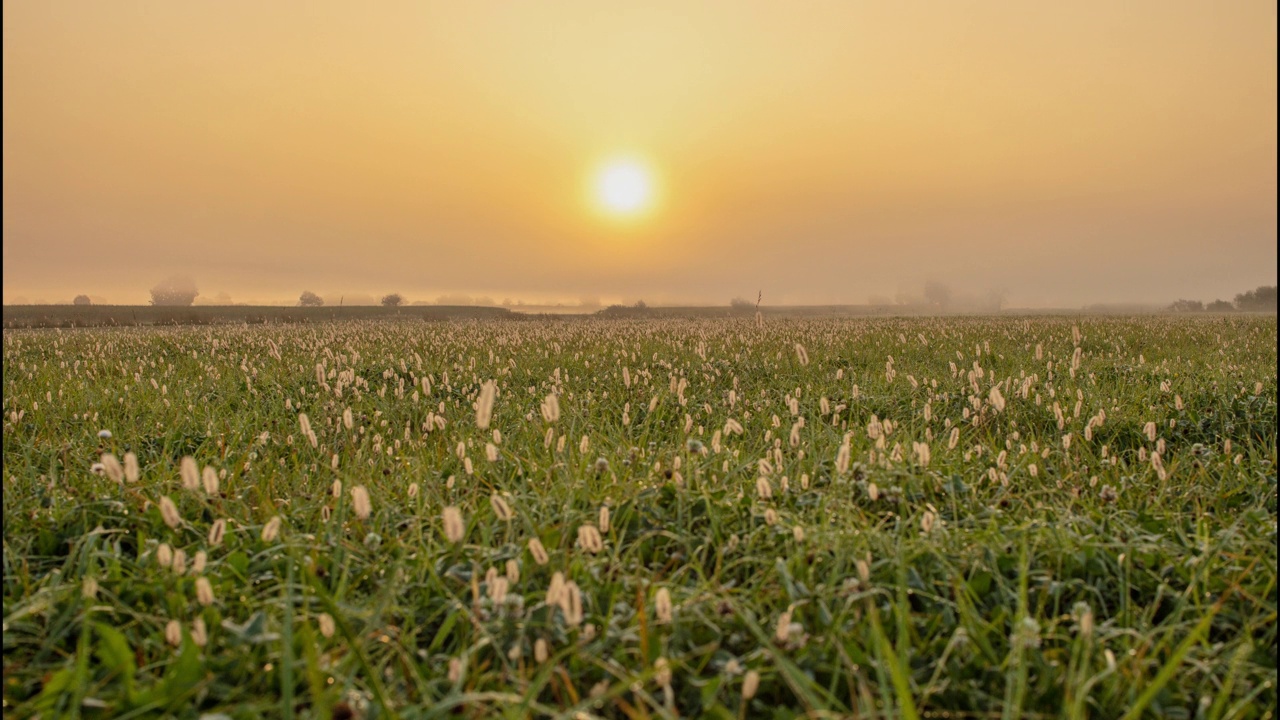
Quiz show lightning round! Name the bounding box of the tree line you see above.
[1168,285,1276,313]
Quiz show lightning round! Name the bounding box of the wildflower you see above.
[192,550,207,574]
[1100,485,1118,502]
[159,496,181,528]
[101,454,124,483]
[541,394,560,422]
[196,576,214,606]
[913,441,931,466]
[490,494,514,521]
[764,508,778,525]
[261,515,282,542]
[988,385,1006,412]
[90,462,106,476]
[563,581,583,626]
[156,543,174,568]
[774,609,793,643]
[442,506,465,543]
[1143,421,1157,442]
[202,466,220,496]
[165,619,182,646]
[921,510,937,533]
[124,452,139,483]
[317,612,336,638]
[171,549,187,575]
[535,638,550,663]
[1012,616,1042,649]
[655,657,672,688]
[181,457,200,490]
[578,524,604,554]
[485,443,499,462]
[867,482,880,501]
[792,525,805,542]
[794,343,809,366]
[836,440,851,475]
[655,587,673,624]
[506,559,520,583]
[1074,602,1094,638]
[488,576,509,603]
[448,657,463,683]
[742,669,760,699]
[208,518,227,546]
[475,380,497,428]
[351,486,372,520]
[528,537,550,565]
[191,618,208,647]
[756,476,773,500]
[599,505,610,533]
[97,429,112,440]
[593,456,608,473]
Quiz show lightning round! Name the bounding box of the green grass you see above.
[2,315,1276,719]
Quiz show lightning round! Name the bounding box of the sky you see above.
[3,1,1276,308]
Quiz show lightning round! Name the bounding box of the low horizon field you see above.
[2,315,1276,718]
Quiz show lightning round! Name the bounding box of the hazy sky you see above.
[4,1,1276,307]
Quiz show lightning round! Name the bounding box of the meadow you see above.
[2,315,1276,719]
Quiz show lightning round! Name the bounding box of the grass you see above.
[2,315,1276,719]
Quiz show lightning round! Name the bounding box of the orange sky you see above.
[4,1,1276,307]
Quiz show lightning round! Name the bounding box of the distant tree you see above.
[729,297,755,314]
[150,275,198,306]
[983,289,1007,313]
[381,293,404,307]
[923,281,952,310]
[633,299,648,310]
[1235,285,1278,311]
[299,290,324,307]
[1206,299,1235,312]
[73,295,92,306]
[1169,299,1204,312]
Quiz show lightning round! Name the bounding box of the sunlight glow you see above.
[594,159,654,217]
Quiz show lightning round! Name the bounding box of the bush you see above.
[150,276,198,306]
[299,291,324,307]
[381,293,404,307]
[1235,285,1277,311]
[73,295,91,306]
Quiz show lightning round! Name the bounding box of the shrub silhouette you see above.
[150,276,198,306]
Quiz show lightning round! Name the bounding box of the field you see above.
[2,315,1276,719]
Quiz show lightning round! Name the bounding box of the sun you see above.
[593,158,655,217]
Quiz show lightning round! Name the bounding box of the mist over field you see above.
[3,2,1276,309]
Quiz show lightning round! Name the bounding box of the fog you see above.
[4,2,1275,309]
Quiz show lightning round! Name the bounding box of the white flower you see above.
[742,670,760,699]
[528,537,549,565]
[655,588,673,624]
[165,619,182,646]
[261,515,282,542]
[195,576,214,606]
[158,496,181,529]
[442,506,465,543]
[351,486,372,520]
